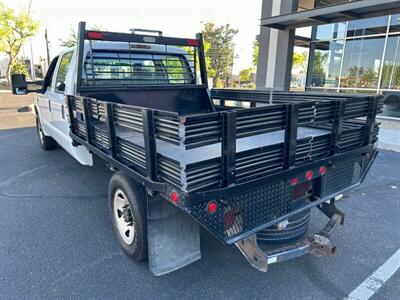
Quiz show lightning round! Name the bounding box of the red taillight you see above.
[187,39,199,47]
[170,191,179,203]
[207,201,218,214]
[305,170,313,181]
[319,166,327,175]
[290,177,299,186]
[87,31,103,40]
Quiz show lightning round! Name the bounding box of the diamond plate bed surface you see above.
[116,127,330,167]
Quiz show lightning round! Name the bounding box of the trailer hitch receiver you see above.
[235,211,343,272]
[309,234,336,256]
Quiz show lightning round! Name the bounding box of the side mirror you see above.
[11,74,28,95]
[11,74,44,95]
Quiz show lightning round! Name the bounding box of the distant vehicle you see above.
[382,92,400,118]
[11,22,383,276]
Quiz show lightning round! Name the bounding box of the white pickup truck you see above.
[11,22,382,276]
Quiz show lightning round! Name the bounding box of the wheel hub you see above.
[113,189,135,245]
[122,205,133,223]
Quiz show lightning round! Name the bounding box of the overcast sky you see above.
[3,0,263,74]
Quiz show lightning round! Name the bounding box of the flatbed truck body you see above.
[11,22,382,275]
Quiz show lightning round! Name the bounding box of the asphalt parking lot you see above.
[0,92,399,299]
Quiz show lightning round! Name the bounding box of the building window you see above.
[346,16,389,37]
[310,40,343,88]
[316,23,346,40]
[298,0,351,11]
[314,0,350,8]
[297,12,400,117]
[381,35,400,90]
[390,14,400,33]
[340,36,385,89]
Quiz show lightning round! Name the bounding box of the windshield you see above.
[83,50,194,86]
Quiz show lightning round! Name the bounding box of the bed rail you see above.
[67,90,382,193]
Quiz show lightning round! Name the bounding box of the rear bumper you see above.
[235,210,343,272]
[178,145,377,244]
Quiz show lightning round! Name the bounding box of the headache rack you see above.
[75,22,208,93]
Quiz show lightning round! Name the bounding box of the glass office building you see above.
[307,14,400,95]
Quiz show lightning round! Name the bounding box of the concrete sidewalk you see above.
[377,117,400,152]
[0,92,35,129]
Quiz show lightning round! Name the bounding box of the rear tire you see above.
[36,117,57,151]
[108,172,148,261]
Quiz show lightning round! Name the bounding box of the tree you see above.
[381,63,394,88]
[310,51,328,86]
[345,66,362,87]
[59,24,104,48]
[312,51,327,76]
[239,67,255,82]
[252,37,259,67]
[202,22,238,87]
[360,67,377,87]
[0,3,39,82]
[292,51,308,73]
[381,63,400,89]
[202,39,216,79]
[10,60,29,77]
[59,27,78,48]
[185,39,215,80]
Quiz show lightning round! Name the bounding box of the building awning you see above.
[261,0,400,29]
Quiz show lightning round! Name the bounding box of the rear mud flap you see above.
[147,195,201,276]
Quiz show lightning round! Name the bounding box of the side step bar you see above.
[235,205,343,272]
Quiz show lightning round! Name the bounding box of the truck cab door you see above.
[45,50,92,166]
[36,56,59,136]
[50,51,74,143]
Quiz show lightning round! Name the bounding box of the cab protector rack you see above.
[74,21,208,94]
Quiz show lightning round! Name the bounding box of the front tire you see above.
[36,117,57,150]
[108,172,148,261]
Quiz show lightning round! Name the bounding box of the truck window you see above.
[83,51,193,86]
[55,51,73,92]
[43,56,59,91]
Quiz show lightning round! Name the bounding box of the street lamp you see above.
[28,0,35,80]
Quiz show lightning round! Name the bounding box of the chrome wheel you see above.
[113,189,135,245]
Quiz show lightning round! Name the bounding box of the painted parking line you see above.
[348,249,400,300]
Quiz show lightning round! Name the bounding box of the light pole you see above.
[28,0,35,80]
[45,29,50,70]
